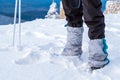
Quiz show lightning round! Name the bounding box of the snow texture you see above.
[45,2,60,19]
[0,14,120,80]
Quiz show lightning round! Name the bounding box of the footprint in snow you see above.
[15,49,50,65]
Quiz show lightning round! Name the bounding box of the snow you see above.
[45,2,59,19]
[0,14,120,80]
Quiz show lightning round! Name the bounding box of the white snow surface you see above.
[45,2,59,19]
[0,14,120,80]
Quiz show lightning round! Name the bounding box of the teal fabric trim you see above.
[102,38,108,54]
[102,38,110,63]
[64,24,68,27]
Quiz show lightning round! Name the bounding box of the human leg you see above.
[62,0,83,56]
[82,0,109,69]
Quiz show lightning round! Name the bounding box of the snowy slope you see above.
[0,14,120,80]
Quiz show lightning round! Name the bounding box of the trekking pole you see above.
[13,0,18,47]
[18,0,21,48]
[13,0,22,48]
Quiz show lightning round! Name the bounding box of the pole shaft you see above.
[13,0,18,47]
[18,0,21,47]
